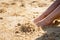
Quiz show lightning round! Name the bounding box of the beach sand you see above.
[0,0,60,40]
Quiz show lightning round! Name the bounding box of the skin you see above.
[33,0,60,27]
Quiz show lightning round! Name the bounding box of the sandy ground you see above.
[0,0,60,40]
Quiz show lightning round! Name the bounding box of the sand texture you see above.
[0,0,60,40]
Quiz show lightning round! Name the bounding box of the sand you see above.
[0,0,60,40]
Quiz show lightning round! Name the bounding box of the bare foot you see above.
[34,14,47,23]
[33,0,60,23]
[36,5,60,27]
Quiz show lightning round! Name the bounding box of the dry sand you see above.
[0,0,60,40]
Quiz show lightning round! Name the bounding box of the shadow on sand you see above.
[35,21,60,40]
